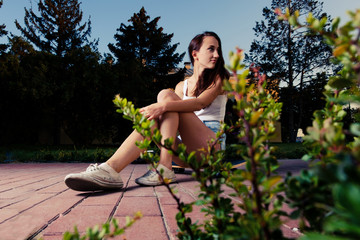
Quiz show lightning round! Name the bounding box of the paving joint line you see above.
[178,184,197,201]
[222,189,303,237]
[30,165,134,239]
[26,214,61,240]
[0,188,70,225]
[0,197,29,209]
[32,180,63,192]
[0,180,64,209]
[0,187,15,194]
[28,191,93,240]
[0,173,71,192]
[154,187,172,240]
[61,193,91,216]
[107,165,136,222]
[0,170,73,187]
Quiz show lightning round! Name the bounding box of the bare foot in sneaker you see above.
[64,163,123,191]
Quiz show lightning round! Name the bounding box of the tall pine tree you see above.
[246,0,334,142]
[108,7,185,107]
[14,0,101,145]
[15,0,94,56]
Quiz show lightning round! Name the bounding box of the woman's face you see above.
[194,36,220,70]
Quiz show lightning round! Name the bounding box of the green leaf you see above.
[331,17,341,32]
[350,123,360,136]
[301,154,313,161]
[306,12,314,24]
[333,183,360,216]
[328,76,354,90]
[289,16,297,26]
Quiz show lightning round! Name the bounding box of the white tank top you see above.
[182,79,227,122]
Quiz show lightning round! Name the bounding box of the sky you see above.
[0,0,358,66]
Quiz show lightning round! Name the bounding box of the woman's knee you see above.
[157,89,179,102]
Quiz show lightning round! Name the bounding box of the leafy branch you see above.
[59,212,142,240]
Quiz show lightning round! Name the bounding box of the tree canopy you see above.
[108,7,185,107]
[9,0,104,145]
[15,0,95,56]
[0,4,185,145]
[0,0,8,53]
[246,0,335,142]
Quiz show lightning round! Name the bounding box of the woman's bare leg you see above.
[156,90,180,169]
[155,89,219,169]
[178,112,219,153]
[106,89,180,173]
[158,111,179,169]
[106,89,219,173]
[106,130,144,172]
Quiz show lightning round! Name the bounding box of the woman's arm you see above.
[168,77,223,112]
[140,77,223,120]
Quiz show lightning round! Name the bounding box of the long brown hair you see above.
[188,31,230,97]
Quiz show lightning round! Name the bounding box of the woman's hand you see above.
[140,102,165,120]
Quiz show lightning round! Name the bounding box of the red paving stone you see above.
[0,160,308,240]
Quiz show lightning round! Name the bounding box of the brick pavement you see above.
[0,161,307,240]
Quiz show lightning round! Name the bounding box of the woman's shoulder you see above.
[175,80,185,89]
[175,80,185,97]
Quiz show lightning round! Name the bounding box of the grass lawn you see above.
[224,142,306,161]
[269,142,307,159]
[0,145,117,163]
[0,142,306,163]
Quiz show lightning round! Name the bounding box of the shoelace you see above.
[86,163,100,172]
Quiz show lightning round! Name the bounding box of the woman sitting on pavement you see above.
[64,31,230,191]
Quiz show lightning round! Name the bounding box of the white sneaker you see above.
[64,163,123,191]
[135,164,176,186]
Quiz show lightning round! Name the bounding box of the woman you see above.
[64,31,230,191]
